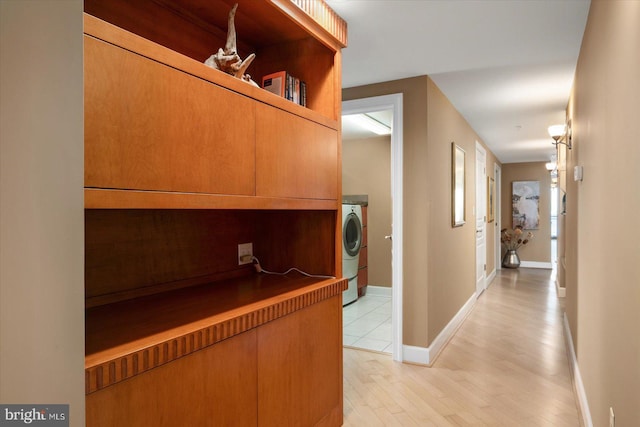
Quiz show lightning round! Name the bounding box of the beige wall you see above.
[560,111,579,351]
[344,77,430,346]
[565,1,640,425]
[501,162,552,264]
[0,0,85,423]
[425,78,499,340]
[342,136,393,287]
[344,76,500,347]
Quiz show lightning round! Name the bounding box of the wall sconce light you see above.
[545,162,556,171]
[548,121,572,149]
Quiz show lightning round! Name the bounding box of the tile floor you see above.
[343,292,392,354]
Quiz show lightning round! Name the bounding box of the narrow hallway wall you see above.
[567,1,640,425]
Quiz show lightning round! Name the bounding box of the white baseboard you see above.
[487,269,496,286]
[556,279,566,298]
[403,293,477,366]
[563,313,593,427]
[365,285,392,297]
[402,344,429,365]
[520,260,554,269]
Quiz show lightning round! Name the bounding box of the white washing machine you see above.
[342,204,363,306]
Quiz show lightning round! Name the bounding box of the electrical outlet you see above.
[238,243,253,265]
[609,407,615,427]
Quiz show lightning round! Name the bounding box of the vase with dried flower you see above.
[501,226,534,268]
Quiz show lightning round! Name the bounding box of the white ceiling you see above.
[326,0,591,164]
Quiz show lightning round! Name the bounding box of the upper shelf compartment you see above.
[84,0,347,121]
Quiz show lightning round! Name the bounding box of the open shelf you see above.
[84,0,345,121]
[84,13,339,128]
[86,273,347,393]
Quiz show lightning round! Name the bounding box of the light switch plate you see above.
[574,165,583,181]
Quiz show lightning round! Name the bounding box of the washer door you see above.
[343,212,362,256]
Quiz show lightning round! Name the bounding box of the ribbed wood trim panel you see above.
[290,0,347,46]
[85,278,347,394]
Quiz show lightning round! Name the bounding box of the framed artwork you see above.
[451,143,466,227]
[487,176,495,223]
[512,180,540,229]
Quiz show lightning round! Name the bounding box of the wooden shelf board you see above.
[85,274,347,393]
[84,188,338,210]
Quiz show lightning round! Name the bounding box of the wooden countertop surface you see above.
[85,273,347,393]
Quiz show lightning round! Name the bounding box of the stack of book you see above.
[261,71,307,107]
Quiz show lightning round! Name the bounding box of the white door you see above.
[475,142,487,296]
[494,164,502,273]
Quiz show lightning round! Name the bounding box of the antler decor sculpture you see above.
[204,3,258,86]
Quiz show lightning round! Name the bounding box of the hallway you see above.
[343,268,580,426]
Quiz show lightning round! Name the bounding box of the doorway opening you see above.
[341,94,403,362]
[494,163,502,276]
[551,184,558,268]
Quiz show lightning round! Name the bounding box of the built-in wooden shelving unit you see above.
[83,1,347,425]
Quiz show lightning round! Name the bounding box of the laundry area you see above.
[338,100,401,355]
[341,199,365,306]
[341,113,394,353]
[341,194,392,353]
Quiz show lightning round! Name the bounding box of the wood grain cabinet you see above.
[258,296,343,426]
[83,1,347,425]
[84,36,256,196]
[86,330,258,427]
[256,103,338,200]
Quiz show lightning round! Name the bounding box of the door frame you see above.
[475,142,487,296]
[342,93,403,362]
[494,163,502,274]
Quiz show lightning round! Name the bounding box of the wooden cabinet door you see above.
[255,103,338,200]
[85,36,255,196]
[257,296,343,426]
[86,330,257,427]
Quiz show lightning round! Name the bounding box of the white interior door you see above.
[475,142,487,296]
[494,164,502,273]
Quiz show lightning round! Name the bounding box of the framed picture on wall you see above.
[512,180,540,229]
[487,176,495,223]
[451,142,466,227]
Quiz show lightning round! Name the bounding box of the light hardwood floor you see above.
[343,268,580,426]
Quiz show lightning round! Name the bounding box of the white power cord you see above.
[251,256,335,279]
